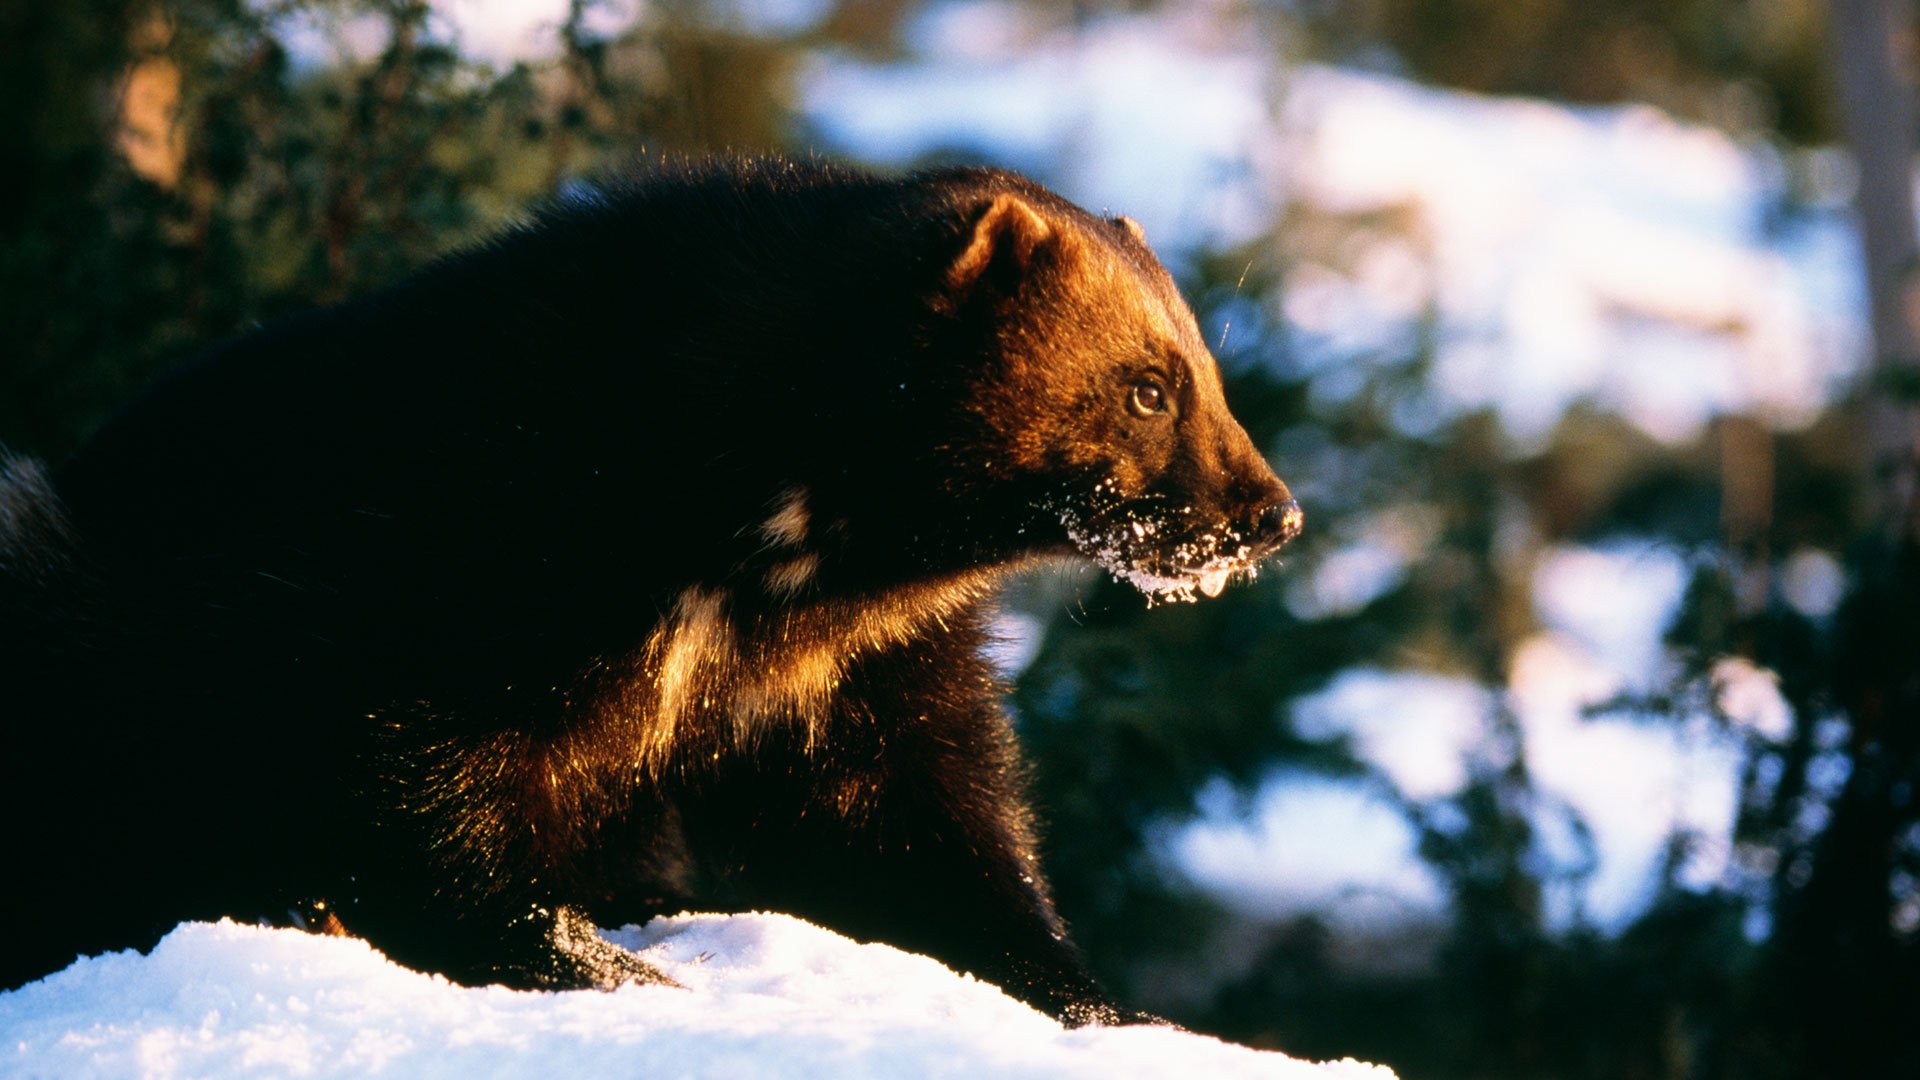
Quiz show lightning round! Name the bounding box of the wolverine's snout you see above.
[1253,498,1304,548]
[1220,440,1300,553]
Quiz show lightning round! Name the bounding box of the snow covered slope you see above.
[0,913,1392,1079]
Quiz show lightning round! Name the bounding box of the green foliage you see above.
[0,0,798,459]
[1296,0,1836,144]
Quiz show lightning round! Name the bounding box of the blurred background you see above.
[5,0,1918,1075]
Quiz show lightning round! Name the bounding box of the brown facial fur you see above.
[940,190,1300,602]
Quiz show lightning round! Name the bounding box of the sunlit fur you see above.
[0,158,1297,1025]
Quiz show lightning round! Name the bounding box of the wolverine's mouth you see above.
[1055,495,1297,606]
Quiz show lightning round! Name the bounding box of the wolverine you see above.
[0,158,1300,1024]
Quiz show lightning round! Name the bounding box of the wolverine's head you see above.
[924,170,1302,602]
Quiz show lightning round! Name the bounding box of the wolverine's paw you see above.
[1059,999,1185,1030]
[507,904,684,991]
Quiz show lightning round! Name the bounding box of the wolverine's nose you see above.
[1253,499,1304,547]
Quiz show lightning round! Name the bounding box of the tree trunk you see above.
[1826,0,1920,540]
[1761,5,1920,1077]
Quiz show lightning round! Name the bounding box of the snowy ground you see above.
[0,914,1392,1079]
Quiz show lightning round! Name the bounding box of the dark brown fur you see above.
[0,159,1298,1024]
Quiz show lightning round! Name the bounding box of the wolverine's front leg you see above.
[344,896,681,991]
[335,697,688,992]
[709,640,1157,1026]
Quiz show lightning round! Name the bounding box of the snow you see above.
[1778,548,1847,620]
[0,914,1393,1079]
[1170,774,1450,928]
[1177,542,1768,933]
[1283,507,1438,619]
[1281,67,1863,445]
[1288,670,1494,801]
[1530,543,1691,682]
[269,0,637,69]
[1712,657,1794,743]
[800,3,1277,255]
[1508,633,1749,924]
[1057,495,1265,606]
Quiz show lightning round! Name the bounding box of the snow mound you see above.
[0,913,1392,1079]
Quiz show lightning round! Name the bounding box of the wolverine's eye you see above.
[1128,379,1169,417]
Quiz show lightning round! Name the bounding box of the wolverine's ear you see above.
[947,194,1054,296]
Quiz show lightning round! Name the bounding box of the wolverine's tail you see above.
[0,453,87,628]
[0,451,101,730]
[0,454,100,988]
